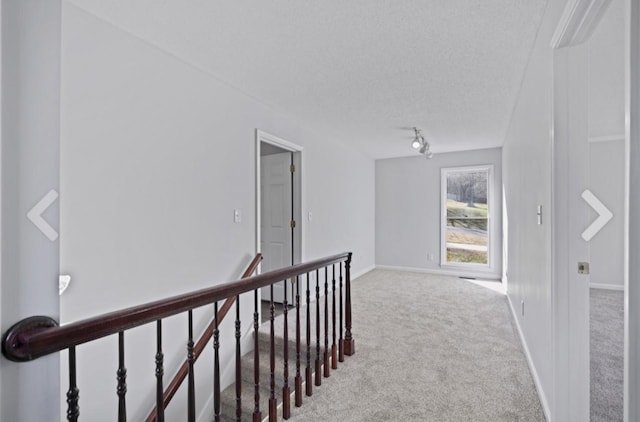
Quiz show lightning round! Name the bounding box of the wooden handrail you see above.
[2,252,351,362]
[144,253,263,422]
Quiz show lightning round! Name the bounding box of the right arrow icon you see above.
[581,189,613,241]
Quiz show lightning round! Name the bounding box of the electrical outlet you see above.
[427,253,435,261]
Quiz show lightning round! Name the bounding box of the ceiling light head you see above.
[408,127,434,159]
[411,127,423,149]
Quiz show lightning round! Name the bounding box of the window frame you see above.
[440,165,494,270]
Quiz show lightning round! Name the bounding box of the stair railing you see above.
[2,252,354,422]
[144,253,263,422]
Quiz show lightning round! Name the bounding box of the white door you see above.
[260,152,294,304]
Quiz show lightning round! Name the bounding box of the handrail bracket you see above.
[2,315,59,362]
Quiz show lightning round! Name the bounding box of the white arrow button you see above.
[27,189,59,241]
[581,189,613,241]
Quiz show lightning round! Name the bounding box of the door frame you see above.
[626,0,640,420]
[255,129,303,275]
[551,0,629,420]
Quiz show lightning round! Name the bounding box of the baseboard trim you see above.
[590,283,624,291]
[196,393,214,422]
[376,265,501,281]
[507,296,552,421]
[351,265,376,281]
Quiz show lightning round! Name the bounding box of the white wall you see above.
[588,0,626,139]
[375,148,502,279]
[1,1,62,421]
[60,4,374,420]
[501,0,564,418]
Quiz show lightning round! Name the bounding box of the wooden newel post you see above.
[343,253,355,356]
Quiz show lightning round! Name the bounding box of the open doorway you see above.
[552,0,627,419]
[256,130,302,306]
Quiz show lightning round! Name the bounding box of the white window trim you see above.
[440,165,494,270]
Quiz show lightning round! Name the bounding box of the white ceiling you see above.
[66,0,547,159]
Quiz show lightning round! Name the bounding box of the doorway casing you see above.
[551,0,629,420]
[255,129,303,285]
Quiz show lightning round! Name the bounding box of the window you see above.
[441,166,492,267]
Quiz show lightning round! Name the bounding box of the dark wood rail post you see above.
[268,285,277,422]
[234,298,242,422]
[213,304,221,422]
[305,273,312,397]
[331,265,338,370]
[187,311,196,422]
[155,321,165,422]
[253,290,262,422]
[314,270,322,387]
[294,276,303,407]
[338,263,344,363]
[323,269,330,378]
[117,332,127,422]
[67,346,80,422]
[343,253,355,356]
[282,280,291,419]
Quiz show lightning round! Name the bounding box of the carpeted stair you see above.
[217,306,335,422]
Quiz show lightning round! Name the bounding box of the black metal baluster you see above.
[331,265,338,370]
[67,346,80,422]
[294,275,302,407]
[339,262,345,363]
[188,311,196,422]
[344,253,355,356]
[269,285,277,422]
[155,321,165,422]
[117,331,127,422]
[323,268,330,378]
[213,303,221,422]
[305,272,313,396]
[282,280,291,419]
[315,269,322,386]
[253,291,262,422]
[235,296,242,422]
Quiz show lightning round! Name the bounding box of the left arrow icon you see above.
[27,189,59,241]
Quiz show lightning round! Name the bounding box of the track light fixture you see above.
[410,127,433,159]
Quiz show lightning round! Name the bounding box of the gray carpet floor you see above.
[590,288,624,422]
[274,269,544,422]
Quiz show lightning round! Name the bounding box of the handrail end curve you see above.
[2,315,58,362]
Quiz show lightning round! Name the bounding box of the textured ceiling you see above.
[66,0,547,159]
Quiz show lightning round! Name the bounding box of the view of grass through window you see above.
[445,169,489,265]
